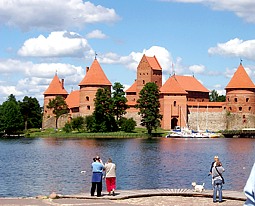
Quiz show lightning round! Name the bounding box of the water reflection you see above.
[0,138,254,197]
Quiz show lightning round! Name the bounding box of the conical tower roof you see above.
[79,59,111,86]
[225,64,255,89]
[44,74,68,95]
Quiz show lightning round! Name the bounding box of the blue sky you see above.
[1,0,255,105]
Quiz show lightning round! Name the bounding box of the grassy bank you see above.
[25,128,167,139]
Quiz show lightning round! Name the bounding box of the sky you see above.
[2,0,255,105]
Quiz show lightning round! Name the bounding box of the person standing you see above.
[212,161,225,203]
[91,156,104,197]
[244,163,255,206]
[104,158,116,196]
[209,156,221,174]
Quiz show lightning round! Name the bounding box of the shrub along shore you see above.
[25,128,166,139]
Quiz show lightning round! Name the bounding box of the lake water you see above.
[0,137,254,197]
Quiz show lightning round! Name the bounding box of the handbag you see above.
[215,166,225,184]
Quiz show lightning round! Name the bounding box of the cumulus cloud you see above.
[189,64,205,74]
[0,59,85,104]
[86,30,108,39]
[18,31,93,58]
[0,0,120,31]
[99,46,173,73]
[161,0,255,23]
[208,38,255,61]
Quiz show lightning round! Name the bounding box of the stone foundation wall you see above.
[188,111,226,131]
[226,113,255,130]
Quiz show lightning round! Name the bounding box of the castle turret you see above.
[78,59,111,115]
[225,63,255,114]
[43,74,68,128]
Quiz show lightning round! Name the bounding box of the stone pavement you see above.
[0,189,246,206]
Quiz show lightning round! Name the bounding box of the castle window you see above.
[249,107,252,111]
[239,107,242,111]
[246,98,249,102]
[228,98,230,102]
[155,81,157,84]
[147,73,148,75]
[173,101,176,107]
[224,107,226,110]
[87,105,90,110]
[234,98,237,102]
[143,80,145,84]
[229,107,232,111]
[86,96,89,101]
[243,115,246,118]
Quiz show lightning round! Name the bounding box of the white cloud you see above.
[99,46,173,72]
[189,64,205,74]
[161,0,255,23]
[208,38,255,61]
[86,30,108,39]
[0,59,85,104]
[0,0,120,31]
[18,31,93,58]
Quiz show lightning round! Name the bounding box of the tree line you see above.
[0,94,42,135]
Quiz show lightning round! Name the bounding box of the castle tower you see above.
[225,63,255,114]
[160,75,210,130]
[160,75,188,129]
[78,59,111,115]
[136,54,162,93]
[126,55,162,106]
[43,74,68,128]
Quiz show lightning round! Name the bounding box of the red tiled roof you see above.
[79,59,111,86]
[125,80,137,93]
[225,64,255,89]
[227,90,254,94]
[160,76,188,94]
[145,55,162,70]
[44,74,68,95]
[66,90,79,108]
[174,75,209,92]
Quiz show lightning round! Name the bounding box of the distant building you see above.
[42,56,255,131]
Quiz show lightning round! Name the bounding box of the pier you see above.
[0,189,246,206]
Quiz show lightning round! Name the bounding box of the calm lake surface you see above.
[0,137,254,197]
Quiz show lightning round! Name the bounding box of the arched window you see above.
[87,105,90,110]
[246,98,249,102]
[173,101,176,107]
[143,80,145,85]
[234,98,237,102]
[86,96,89,101]
[239,107,242,111]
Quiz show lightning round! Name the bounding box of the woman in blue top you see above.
[91,156,104,197]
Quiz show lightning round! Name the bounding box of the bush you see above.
[120,117,136,132]
[71,116,85,132]
[63,122,72,133]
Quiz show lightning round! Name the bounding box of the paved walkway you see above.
[0,189,246,206]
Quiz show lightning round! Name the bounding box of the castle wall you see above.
[226,113,255,130]
[188,110,226,131]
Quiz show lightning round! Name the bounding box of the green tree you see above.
[0,94,24,134]
[46,95,69,129]
[71,116,85,132]
[136,82,162,135]
[19,96,42,130]
[84,115,95,132]
[93,88,117,132]
[112,82,128,126]
[210,90,226,102]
